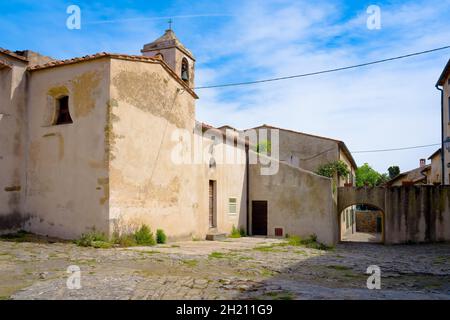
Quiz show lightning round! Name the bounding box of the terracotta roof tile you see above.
[0,60,12,69]
[0,48,29,62]
[27,52,198,99]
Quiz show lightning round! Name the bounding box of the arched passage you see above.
[337,187,387,244]
[339,203,385,244]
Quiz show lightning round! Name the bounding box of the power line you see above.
[195,45,450,90]
[351,143,441,154]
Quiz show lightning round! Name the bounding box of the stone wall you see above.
[355,210,382,233]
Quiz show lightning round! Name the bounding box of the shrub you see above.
[229,226,241,238]
[239,227,247,237]
[134,225,155,246]
[316,160,349,179]
[156,229,167,244]
[76,230,108,247]
[112,233,137,247]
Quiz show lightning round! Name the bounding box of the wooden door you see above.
[252,201,268,236]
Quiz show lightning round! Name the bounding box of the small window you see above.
[228,198,237,214]
[55,96,73,125]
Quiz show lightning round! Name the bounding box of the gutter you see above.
[436,84,445,185]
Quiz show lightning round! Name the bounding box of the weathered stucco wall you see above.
[108,59,246,240]
[254,127,339,173]
[0,55,27,233]
[443,73,450,184]
[249,154,337,246]
[24,59,111,239]
[385,186,450,244]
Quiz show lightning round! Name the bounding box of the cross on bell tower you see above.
[141,25,196,88]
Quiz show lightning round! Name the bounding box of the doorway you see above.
[340,204,384,243]
[252,201,268,236]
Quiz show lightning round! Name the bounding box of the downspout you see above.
[436,84,444,185]
[245,143,250,235]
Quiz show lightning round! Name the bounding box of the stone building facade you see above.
[0,30,358,245]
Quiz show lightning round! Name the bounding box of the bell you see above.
[181,70,189,81]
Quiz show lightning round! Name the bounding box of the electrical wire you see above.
[195,45,450,89]
[351,143,441,154]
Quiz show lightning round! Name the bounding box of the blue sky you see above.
[1,0,450,173]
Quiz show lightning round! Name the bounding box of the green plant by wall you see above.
[229,226,247,238]
[156,229,167,244]
[316,160,350,179]
[229,226,241,238]
[134,225,156,246]
[75,230,108,247]
[76,225,158,248]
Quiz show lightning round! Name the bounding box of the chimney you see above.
[420,159,426,168]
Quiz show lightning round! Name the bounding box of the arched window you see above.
[181,58,189,82]
[55,96,73,125]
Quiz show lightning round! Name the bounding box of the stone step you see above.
[205,233,227,241]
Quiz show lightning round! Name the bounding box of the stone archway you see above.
[338,203,385,243]
[337,187,386,214]
[337,187,387,244]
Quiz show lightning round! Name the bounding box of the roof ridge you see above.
[27,52,198,99]
[247,124,343,143]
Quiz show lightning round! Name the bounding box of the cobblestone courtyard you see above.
[0,236,449,300]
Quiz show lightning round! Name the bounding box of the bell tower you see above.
[142,28,195,88]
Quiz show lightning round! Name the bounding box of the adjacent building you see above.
[438,59,450,184]
[387,159,431,187]
[428,149,442,185]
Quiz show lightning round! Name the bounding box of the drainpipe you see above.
[436,84,445,185]
[245,143,250,235]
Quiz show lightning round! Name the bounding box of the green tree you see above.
[356,163,386,187]
[316,160,350,179]
[255,140,271,154]
[388,166,400,179]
